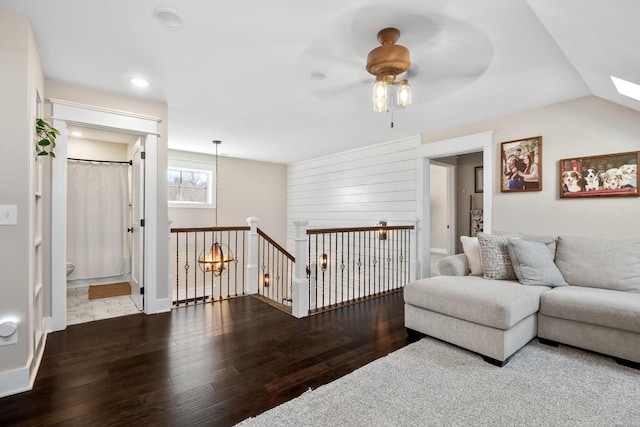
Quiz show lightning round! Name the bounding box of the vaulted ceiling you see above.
[1,0,639,163]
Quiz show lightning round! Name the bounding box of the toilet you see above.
[66,262,75,276]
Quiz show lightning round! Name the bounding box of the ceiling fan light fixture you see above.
[366,28,412,113]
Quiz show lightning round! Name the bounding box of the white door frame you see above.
[416,131,494,279]
[48,99,163,331]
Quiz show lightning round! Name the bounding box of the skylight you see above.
[611,76,640,102]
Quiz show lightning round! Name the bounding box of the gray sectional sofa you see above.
[404,233,640,367]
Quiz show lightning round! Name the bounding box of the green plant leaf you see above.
[37,151,48,156]
[38,139,51,147]
[49,152,56,158]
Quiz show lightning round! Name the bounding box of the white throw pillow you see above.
[460,236,483,276]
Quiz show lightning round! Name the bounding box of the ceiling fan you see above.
[296,6,494,110]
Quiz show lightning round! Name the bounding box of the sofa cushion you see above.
[555,235,640,292]
[540,286,640,334]
[404,275,549,330]
[477,232,520,280]
[507,239,568,288]
[460,236,482,276]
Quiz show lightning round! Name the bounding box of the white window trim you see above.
[167,158,216,208]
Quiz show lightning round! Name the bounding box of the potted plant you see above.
[35,118,59,158]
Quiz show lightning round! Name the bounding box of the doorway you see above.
[48,99,163,332]
[64,126,144,324]
[416,131,494,278]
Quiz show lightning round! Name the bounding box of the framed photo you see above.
[559,151,639,198]
[500,136,542,192]
[475,166,483,193]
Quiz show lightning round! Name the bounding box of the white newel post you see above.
[410,218,420,282]
[292,220,309,318]
[246,217,259,294]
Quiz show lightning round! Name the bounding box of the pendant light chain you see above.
[213,140,221,243]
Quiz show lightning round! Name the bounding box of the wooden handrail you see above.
[257,228,295,262]
[171,226,250,233]
[307,225,414,235]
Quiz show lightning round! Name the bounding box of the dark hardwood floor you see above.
[0,291,418,427]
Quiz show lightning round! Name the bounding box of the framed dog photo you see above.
[500,136,542,192]
[559,151,639,198]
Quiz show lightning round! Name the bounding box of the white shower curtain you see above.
[67,161,130,280]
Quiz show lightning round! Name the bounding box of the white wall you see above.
[168,150,287,243]
[287,136,420,249]
[423,96,640,238]
[0,9,45,397]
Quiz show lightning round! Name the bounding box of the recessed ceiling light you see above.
[69,131,83,137]
[130,78,149,88]
[154,8,184,28]
[611,76,640,102]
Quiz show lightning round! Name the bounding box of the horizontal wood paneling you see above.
[287,136,420,250]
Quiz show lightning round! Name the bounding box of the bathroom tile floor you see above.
[67,286,141,325]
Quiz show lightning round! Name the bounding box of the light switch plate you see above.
[0,205,17,225]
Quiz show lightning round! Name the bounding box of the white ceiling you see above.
[2,0,639,163]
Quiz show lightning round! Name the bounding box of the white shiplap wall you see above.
[287,136,420,250]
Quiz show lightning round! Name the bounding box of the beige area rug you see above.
[237,337,640,426]
[88,282,131,300]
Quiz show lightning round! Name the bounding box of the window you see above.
[168,167,213,206]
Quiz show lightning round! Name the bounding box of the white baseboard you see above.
[67,274,131,288]
[0,331,48,398]
[147,297,172,314]
[430,248,447,254]
[0,366,31,398]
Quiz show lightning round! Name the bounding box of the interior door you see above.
[130,139,145,310]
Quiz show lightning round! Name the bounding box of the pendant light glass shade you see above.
[372,78,388,112]
[396,79,412,107]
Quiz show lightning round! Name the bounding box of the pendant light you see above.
[197,140,234,276]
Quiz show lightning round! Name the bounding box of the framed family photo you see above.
[559,151,639,198]
[500,136,542,193]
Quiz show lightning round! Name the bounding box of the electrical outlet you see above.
[0,205,17,225]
